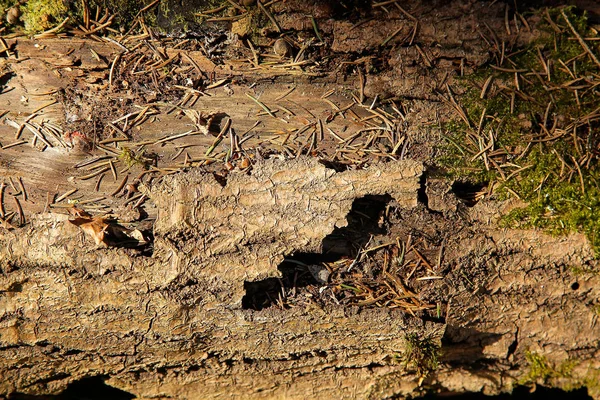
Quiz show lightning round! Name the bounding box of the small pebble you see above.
[307,264,330,285]
[6,6,21,25]
[273,39,291,57]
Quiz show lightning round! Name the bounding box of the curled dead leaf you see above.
[69,208,148,247]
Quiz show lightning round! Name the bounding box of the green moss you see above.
[521,351,576,385]
[85,0,159,30]
[118,146,149,169]
[438,7,600,254]
[521,353,600,395]
[153,0,206,32]
[583,369,600,393]
[403,333,440,379]
[523,352,554,383]
[21,0,68,33]
[569,264,600,276]
[12,0,190,34]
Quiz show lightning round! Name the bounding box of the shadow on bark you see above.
[8,376,134,400]
[417,385,592,399]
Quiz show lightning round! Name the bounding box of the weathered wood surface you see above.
[149,157,423,306]
[2,167,600,399]
[0,157,440,399]
[0,37,403,224]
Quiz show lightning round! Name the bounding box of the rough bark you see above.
[148,157,422,306]
[2,162,600,399]
[0,158,442,399]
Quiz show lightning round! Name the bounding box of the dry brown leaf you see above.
[69,208,147,247]
[69,216,110,246]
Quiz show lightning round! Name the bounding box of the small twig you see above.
[34,17,70,38]
[32,100,58,114]
[2,140,27,150]
[111,174,129,197]
[226,0,246,13]
[18,177,27,202]
[275,86,296,101]
[109,52,123,87]
[55,189,77,203]
[206,118,231,157]
[480,75,494,99]
[0,182,5,218]
[571,155,585,195]
[95,173,105,192]
[310,15,323,42]
[14,197,25,225]
[257,0,281,32]
[246,93,276,118]
[108,159,118,181]
[79,167,110,181]
[247,39,260,67]
[381,26,404,47]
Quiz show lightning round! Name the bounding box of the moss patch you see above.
[403,333,440,380]
[521,352,600,395]
[439,7,600,254]
[21,0,68,33]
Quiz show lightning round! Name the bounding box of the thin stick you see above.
[381,26,404,46]
[257,0,281,32]
[139,0,160,13]
[275,86,296,101]
[34,17,70,38]
[124,193,144,206]
[310,15,323,42]
[206,79,229,89]
[109,52,122,87]
[18,177,27,202]
[2,140,27,150]
[55,189,78,203]
[74,156,111,169]
[153,130,198,145]
[571,155,585,195]
[246,93,276,117]
[108,159,118,181]
[24,123,53,147]
[32,100,58,114]
[226,0,246,12]
[77,196,106,205]
[247,39,260,67]
[14,197,24,225]
[0,182,5,218]
[111,174,129,196]
[95,173,105,192]
[79,167,110,181]
[133,194,147,209]
[480,75,494,99]
[206,118,231,156]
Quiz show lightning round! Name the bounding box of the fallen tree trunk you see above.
[2,1,600,398]
[1,158,443,399]
[2,158,600,399]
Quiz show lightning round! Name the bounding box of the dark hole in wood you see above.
[242,195,392,310]
[451,181,488,207]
